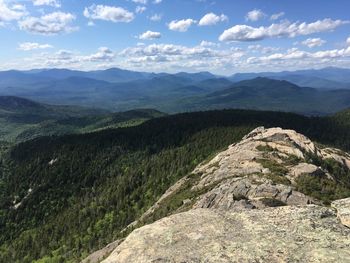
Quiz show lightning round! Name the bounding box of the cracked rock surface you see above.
[102,206,350,263]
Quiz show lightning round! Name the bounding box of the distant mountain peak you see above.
[235,77,300,88]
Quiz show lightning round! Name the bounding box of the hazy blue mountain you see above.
[88,68,154,83]
[1,67,350,114]
[26,68,89,79]
[269,75,350,90]
[293,67,350,83]
[191,78,233,91]
[174,71,217,82]
[230,67,350,89]
[0,70,53,90]
[25,68,153,83]
[168,77,350,115]
[0,68,221,106]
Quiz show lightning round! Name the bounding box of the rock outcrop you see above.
[332,197,350,228]
[84,127,350,263]
[193,176,314,210]
[103,207,350,263]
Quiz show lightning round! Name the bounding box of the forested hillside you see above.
[0,96,164,142]
[1,109,350,262]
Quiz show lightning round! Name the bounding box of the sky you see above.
[0,0,350,75]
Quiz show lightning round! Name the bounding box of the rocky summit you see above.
[84,127,350,263]
[103,206,350,263]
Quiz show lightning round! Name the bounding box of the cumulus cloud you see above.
[139,30,161,40]
[135,6,146,14]
[149,13,162,21]
[153,0,162,4]
[198,13,228,26]
[82,47,115,62]
[32,0,60,8]
[121,43,218,58]
[0,0,26,23]
[18,42,53,51]
[246,9,266,22]
[49,47,115,65]
[248,46,350,64]
[120,43,245,72]
[120,44,243,61]
[270,12,285,21]
[168,19,197,32]
[19,12,77,35]
[7,40,350,74]
[83,5,134,23]
[301,38,326,48]
[347,37,350,46]
[219,19,349,42]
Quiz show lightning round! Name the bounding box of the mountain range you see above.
[1,67,350,115]
[230,67,350,89]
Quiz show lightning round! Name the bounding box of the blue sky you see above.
[0,0,349,74]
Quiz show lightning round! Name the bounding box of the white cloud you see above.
[120,43,223,58]
[5,41,350,74]
[246,9,266,22]
[301,38,326,48]
[48,47,115,65]
[347,37,350,46]
[200,40,220,47]
[18,42,53,51]
[82,47,115,62]
[248,44,280,54]
[149,13,162,21]
[120,43,245,72]
[153,0,162,4]
[270,12,285,21]
[83,5,134,23]
[135,6,146,14]
[139,30,161,40]
[219,19,349,42]
[168,19,197,32]
[19,12,77,35]
[132,0,147,4]
[11,4,26,11]
[17,47,116,69]
[198,13,228,26]
[0,0,26,23]
[32,0,60,8]
[248,46,350,64]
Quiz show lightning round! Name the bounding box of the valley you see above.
[0,96,165,142]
